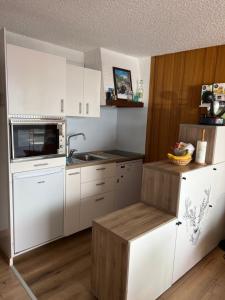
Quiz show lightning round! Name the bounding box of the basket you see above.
[169,157,192,166]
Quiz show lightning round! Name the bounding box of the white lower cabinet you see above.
[80,192,115,230]
[172,165,224,283]
[64,169,81,236]
[115,160,143,209]
[127,220,177,300]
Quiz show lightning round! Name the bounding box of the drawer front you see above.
[80,191,115,230]
[81,163,116,183]
[81,177,115,198]
[10,157,66,173]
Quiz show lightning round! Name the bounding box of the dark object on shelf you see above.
[218,240,225,251]
[106,99,144,108]
[113,67,132,100]
[200,91,225,125]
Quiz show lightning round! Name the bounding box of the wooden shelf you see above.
[106,99,144,108]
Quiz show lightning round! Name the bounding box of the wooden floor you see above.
[0,254,29,300]
[14,229,225,300]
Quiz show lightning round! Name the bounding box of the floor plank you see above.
[14,229,225,300]
[0,254,29,300]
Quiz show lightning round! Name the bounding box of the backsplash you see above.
[67,106,147,154]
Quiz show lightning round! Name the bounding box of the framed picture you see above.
[113,67,132,100]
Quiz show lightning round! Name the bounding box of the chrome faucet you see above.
[66,133,86,158]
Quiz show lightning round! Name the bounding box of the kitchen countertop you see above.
[66,150,144,169]
[93,202,175,242]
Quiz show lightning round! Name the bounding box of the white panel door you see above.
[127,220,177,300]
[13,167,64,254]
[64,169,81,236]
[66,64,84,116]
[173,167,214,283]
[83,68,101,117]
[7,44,66,116]
[204,163,225,252]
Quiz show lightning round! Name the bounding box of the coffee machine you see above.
[199,84,225,125]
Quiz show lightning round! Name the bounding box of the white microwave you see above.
[10,118,66,161]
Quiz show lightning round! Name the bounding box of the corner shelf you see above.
[106,99,144,108]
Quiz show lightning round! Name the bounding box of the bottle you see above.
[195,129,207,165]
[137,80,144,102]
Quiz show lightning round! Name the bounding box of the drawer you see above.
[10,157,66,173]
[81,177,115,198]
[81,163,116,183]
[80,191,115,230]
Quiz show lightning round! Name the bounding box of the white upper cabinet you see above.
[7,44,66,116]
[83,68,101,117]
[65,64,84,116]
[66,64,101,117]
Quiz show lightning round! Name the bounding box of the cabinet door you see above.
[7,44,66,116]
[80,192,115,230]
[173,167,214,283]
[64,169,81,236]
[83,68,101,117]
[115,161,142,209]
[127,220,177,300]
[66,64,84,116]
[205,164,225,252]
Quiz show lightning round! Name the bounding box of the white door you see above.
[13,167,64,254]
[115,161,142,209]
[64,169,81,236]
[7,44,66,116]
[127,220,177,300]
[83,68,101,117]
[173,167,213,283]
[66,64,84,116]
[204,163,225,253]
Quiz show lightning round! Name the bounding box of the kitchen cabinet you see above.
[80,191,115,229]
[66,64,101,117]
[172,166,217,283]
[92,203,177,300]
[66,64,84,116]
[115,160,143,209]
[64,169,81,236]
[13,167,64,254]
[7,44,66,116]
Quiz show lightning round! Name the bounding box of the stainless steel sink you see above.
[73,153,104,161]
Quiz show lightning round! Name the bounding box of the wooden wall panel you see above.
[145,44,225,162]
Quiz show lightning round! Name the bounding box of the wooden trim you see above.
[106,99,144,107]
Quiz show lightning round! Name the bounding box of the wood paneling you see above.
[145,44,225,162]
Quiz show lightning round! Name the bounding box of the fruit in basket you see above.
[173,142,195,156]
[167,153,192,161]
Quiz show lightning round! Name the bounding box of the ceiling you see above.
[1,0,225,57]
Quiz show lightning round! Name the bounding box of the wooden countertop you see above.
[93,202,175,242]
[144,160,209,175]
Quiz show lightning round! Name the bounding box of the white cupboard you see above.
[127,220,177,300]
[173,166,218,283]
[66,64,101,117]
[7,44,66,116]
[115,160,143,209]
[64,169,81,236]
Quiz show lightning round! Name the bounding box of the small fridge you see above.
[13,167,64,254]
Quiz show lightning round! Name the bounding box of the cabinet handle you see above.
[209,204,213,208]
[61,99,64,113]
[96,182,105,186]
[68,172,80,176]
[96,167,106,171]
[79,102,82,114]
[95,197,104,202]
[213,168,217,171]
[182,177,187,180]
[33,163,49,167]
[37,181,45,184]
[176,221,182,226]
[86,103,89,114]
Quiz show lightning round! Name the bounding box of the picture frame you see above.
[113,67,132,100]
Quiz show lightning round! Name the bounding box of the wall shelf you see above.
[106,99,144,108]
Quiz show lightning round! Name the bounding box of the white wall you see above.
[67,107,118,152]
[116,108,148,154]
